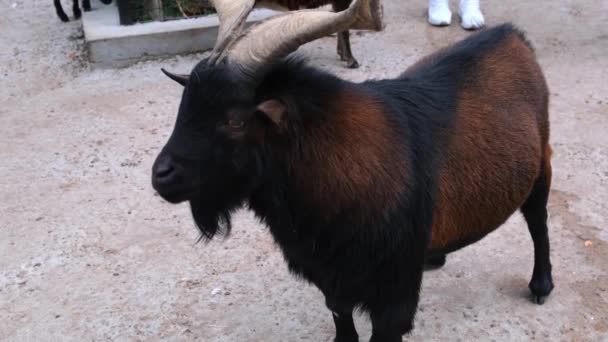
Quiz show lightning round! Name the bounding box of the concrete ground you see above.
[1,0,607,341]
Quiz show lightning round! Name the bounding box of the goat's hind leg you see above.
[333,0,359,68]
[520,152,554,304]
[336,31,359,69]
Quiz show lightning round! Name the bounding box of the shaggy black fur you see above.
[152,24,545,341]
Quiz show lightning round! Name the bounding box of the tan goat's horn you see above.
[207,0,256,65]
[221,0,383,79]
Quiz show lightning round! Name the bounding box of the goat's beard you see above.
[189,196,239,241]
[188,166,260,241]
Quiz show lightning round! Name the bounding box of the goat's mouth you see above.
[154,185,200,204]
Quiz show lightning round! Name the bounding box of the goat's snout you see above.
[153,155,176,182]
[152,151,204,203]
[152,153,193,204]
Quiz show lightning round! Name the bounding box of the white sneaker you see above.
[459,0,485,30]
[428,0,452,26]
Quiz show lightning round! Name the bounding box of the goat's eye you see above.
[228,119,245,130]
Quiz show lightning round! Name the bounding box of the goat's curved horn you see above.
[222,0,383,79]
[161,68,189,86]
[207,0,256,65]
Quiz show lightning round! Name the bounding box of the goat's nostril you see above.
[155,162,175,179]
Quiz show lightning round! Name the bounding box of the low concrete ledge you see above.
[83,1,277,67]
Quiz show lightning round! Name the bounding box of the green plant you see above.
[169,0,216,18]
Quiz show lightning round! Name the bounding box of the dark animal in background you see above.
[208,0,383,68]
[151,0,554,340]
[268,0,360,67]
[54,0,112,22]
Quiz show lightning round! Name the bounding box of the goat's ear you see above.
[161,68,189,86]
[256,99,286,126]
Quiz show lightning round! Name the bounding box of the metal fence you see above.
[116,0,215,25]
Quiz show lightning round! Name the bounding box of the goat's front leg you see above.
[325,296,358,342]
[369,300,418,342]
[332,310,358,342]
[82,0,92,11]
[368,268,423,342]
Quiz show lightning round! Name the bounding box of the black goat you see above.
[152,2,553,340]
[54,0,112,22]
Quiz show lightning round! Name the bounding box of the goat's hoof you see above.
[533,295,548,305]
[370,335,402,342]
[74,9,82,19]
[334,335,358,342]
[58,14,70,22]
[529,275,554,305]
[346,59,360,69]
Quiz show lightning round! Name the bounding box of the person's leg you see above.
[459,0,485,30]
[428,0,452,26]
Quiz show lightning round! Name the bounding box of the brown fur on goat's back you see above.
[426,32,551,253]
